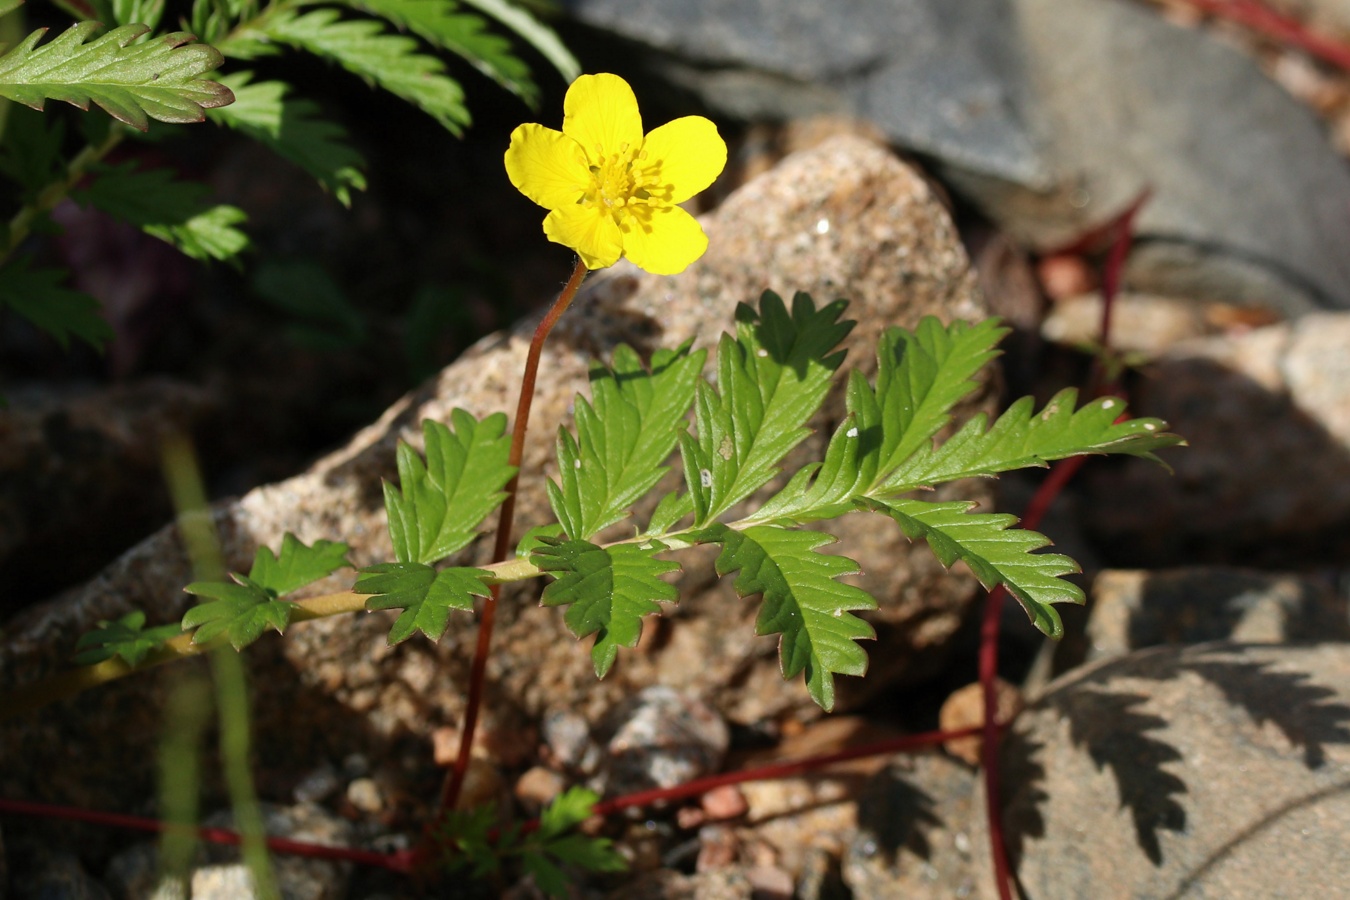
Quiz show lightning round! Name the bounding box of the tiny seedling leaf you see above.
[548,341,704,540]
[260,8,471,134]
[182,575,290,650]
[682,291,852,526]
[209,72,367,206]
[75,162,249,262]
[383,411,516,565]
[698,522,876,711]
[862,496,1082,638]
[535,537,679,678]
[0,23,233,130]
[0,259,113,350]
[522,787,625,897]
[248,534,351,597]
[74,610,180,666]
[355,562,490,644]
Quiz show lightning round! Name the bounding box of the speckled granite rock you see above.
[0,136,990,816]
[1081,312,1350,565]
[995,643,1350,899]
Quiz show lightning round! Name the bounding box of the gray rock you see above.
[999,643,1350,898]
[842,753,980,899]
[1,136,991,812]
[593,686,729,798]
[606,868,754,900]
[1086,568,1350,662]
[1081,312,1350,565]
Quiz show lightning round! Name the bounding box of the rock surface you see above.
[0,136,990,815]
[999,643,1350,898]
[1081,312,1350,565]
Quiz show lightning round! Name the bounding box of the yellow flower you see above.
[505,73,727,275]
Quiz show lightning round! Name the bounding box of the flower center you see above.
[580,143,658,220]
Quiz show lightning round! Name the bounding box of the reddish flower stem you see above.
[436,257,589,822]
[1175,0,1350,71]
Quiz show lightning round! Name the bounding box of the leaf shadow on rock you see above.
[854,766,944,862]
[1001,643,1350,872]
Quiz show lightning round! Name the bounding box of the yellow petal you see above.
[619,205,709,276]
[638,116,727,204]
[505,123,588,210]
[563,73,643,161]
[544,204,624,270]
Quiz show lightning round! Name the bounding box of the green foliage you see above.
[680,291,853,527]
[438,786,625,898]
[73,611,181,666]
[535,536,679,678]
[383,411,516,565]
[0,23,232,130]
[181,533,352,649]
[251,259,367,349]
[548,342,706,541]
[74,163,250,262]
[0,259,112,350]
[695,523,876,711]
[355,562,490,643]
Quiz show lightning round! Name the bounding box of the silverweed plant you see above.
[4,73,1184,894]
[0,0,577,362]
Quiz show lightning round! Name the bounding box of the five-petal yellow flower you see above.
[505,73,728,275]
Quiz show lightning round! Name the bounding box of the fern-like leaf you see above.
[182,576,290,650]
[882,389,1183,493]
[383,410,515,565]
[459,0,579,85]
[76,162,249,262]
[73,611,180,666]
[0,23,233,130]
[862,497,1081,638]
[0,260,112,350]
[682,291,853,526]
[209,72,367,206]
[355,562,490,643]
[535,537,679,678]
[698,522,875,711]
[261,8,471,134]
[549,342,705,541]
[249,534,351,596]
[347,0,538,104]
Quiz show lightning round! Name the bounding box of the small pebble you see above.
[938,678,1024,766]
[292,763,341,804]
[744,864,795,899]
[514,766,565,809]
[346,777,385,815]
[700,784,748,821]
[695,824,739,871]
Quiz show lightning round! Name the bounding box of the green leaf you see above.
[260,8,471,134]
[0,0,24,20]
[460,0,580,84]
[248,533,351,596]
[347,0,539,104]
[111,0,165,31]
[252,259,366,348]
[0,106,66,197]
[883,388,1185,493]
[698,522,876,711]
[76,162,249,262]
[209,72,367,206]
[862,496,1081,638]
[522,787,625,897]
[0,24,234,130]
[534,537,679,678]
[73,610,180,666]
[548,341,705,541]
[0,259,112,350]
[682,291,853,526]
[383,411,516,565]
[355,561,490,643]
[182,575,291,650]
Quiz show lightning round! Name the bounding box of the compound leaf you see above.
[682,291,852,526]
[548,341,704,541]
[883,388,1184,493]
[862,496,1081,638]
[347,0,539,104]
[0,23,233,130]
[74,610,180,666]
[523,787,625,898]
[209,72,367,206]
[535,537,678,678]
[248,534,351,596]
[383,410,516,565]
[355,561,490,643]
[182,575,290,650]
[460,0,579,84]
[75,162,249,262]
[698,522,876,711]
[261,8,471,134]
[0,259,112,350]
